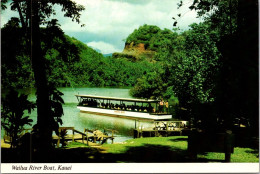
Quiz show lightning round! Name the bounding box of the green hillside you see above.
[113,24,178,61]
[1,21,158,88]
[125,24,176,51]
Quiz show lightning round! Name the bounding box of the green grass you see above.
[102,136,259,162]
[102,136,188,154]
[64,142,89,148]
[61,137,259,162]
[198,147,259,162]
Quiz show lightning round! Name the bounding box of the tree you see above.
[4,0,85,156]
[1,17,33,88]
[130,23,220,125]
[162,23,220,127]
[183,0,259,133]
[126,24,161,48]
[171,23,220,104]
[130,67,166,99]
[1,89,36,148]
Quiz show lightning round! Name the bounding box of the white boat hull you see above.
[77,106,172,120]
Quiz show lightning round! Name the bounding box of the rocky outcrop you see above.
[113,42,156,61]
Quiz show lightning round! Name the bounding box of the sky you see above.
[1,0,202,54]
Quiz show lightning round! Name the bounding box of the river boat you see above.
[75,94,172,120]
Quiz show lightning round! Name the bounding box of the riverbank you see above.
[1,136,259,163]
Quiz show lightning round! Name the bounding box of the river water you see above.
[2,87,155,142]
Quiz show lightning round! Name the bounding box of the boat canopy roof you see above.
[75,94,160,103]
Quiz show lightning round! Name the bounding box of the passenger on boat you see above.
[180,123,185,128]
[168,122,174,130]
[122,104,126,110]
[82,99,88,106]
[135,106,140,112]
[159,100,164,113]
[148,104,153,113]
[155,122,160,130]
[131,105,135,111]
[165,101,168,113]
[158,122,166,130]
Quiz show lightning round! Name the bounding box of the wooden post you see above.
[84,128,89,146]
[140,126,143,138]
[225,153,231,162]
[166,122,168,137]
[86,133,89,146]
[82,134,85,144]
[112,130,114,144]
[155,122,158,137]
[57,128,61,148]
[225,131,234,162]
[30,133,32,163]
[72,129,75,142]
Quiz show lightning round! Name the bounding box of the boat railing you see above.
[78,101,170,115]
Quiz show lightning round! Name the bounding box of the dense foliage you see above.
[130,23,220,104]
[1,89,35,148]
[126,24,177,51]
[1,22,158,89]
[130,0,258,135]
[185,0,258,133]
[1,0,86,156]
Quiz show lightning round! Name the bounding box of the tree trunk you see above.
[31,1,53,158]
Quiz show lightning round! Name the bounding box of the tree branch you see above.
[14,1,26,29]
